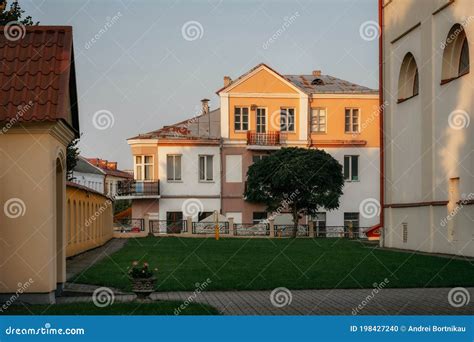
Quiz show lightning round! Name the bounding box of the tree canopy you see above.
[244,147,344,236]
[0,1,37,25]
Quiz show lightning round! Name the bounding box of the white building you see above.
[381,0,473,256]
[71,156,105,193]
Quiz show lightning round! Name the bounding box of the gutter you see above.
[378,0,385,247]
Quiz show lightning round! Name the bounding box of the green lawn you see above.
[73,237,474,292]
[0,301,218,315]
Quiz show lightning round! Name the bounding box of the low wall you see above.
[66,183,114,257]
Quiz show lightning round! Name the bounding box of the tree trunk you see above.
[292,206,298,238]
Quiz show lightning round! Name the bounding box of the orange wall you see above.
[228,97,300,141]
[231,69,298,93]
[309,97,380,147]
[130,144,159,180]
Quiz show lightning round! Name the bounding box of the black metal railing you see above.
[274,224,310,237]
[192,221,229,234]
[149,220,187,234]
[233,223,270,236]
[113,218,145,232]
[117,180,160,196]
[312,225,364,239]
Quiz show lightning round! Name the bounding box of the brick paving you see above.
[60,284,473,315]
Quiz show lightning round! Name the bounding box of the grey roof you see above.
[130,108,221,141]
[73,157,105,175]
[284,74,378,94]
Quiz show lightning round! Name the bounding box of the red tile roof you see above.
[0,26,79,133]
[86,158,133,179]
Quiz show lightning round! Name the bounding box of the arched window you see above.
[398,53,419,102]
[442,24,470,83]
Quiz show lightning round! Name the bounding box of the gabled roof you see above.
[129,108,221,141]
[0,26,79,133]
[86,158,133,179]
[217,63,377,95]
[73,156,105,176]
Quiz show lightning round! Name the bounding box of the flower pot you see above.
[131,277,156,299]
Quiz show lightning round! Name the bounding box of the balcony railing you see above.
[116,180,160,197]
[247,131,280,146]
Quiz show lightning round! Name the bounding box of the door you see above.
[256,108,266,133]
[166,211,183,233]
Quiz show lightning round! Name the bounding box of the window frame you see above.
[344,108,360,134]
[198,155,214,182]
[280,107,295,132]
[134,155,154,181]
[343,155,359,182]
[311,107,327,133]
[344,212,360,229]
[234,106,249,132]
[256,107,267,133]
[166,154,182,182]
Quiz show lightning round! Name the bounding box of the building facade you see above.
[86,158,133,197]
[71,156,106,193]
[380,0,473,256]
[121,64,380,234]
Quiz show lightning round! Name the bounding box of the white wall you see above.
[158,145,221,197]
[71,171,104,194]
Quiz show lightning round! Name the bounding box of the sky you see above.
[21,0,379,169]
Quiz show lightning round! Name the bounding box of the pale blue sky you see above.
[22,0,378,169]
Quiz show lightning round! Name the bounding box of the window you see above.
[311,108,326,133]
[234,107,249,131]
[256,108,266,133]
[166,155,182,181]
[135,155,153,180]
[402,222,408,243]
[442,24,470,83]
[313,212,326,230]
[398,52,419,101]
[344,213,359,229]
[344,108,359,133]
[344,155,359,181]
[253,212,267,224]
[198,212,213,221]
[199,155,214,181]
[280,108,295,132]
[252,154,268,163]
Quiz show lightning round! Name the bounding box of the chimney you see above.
[201,98,210,115]
[223,76,232,87]
[312,70,321,77]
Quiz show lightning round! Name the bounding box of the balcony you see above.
[246,131,281,149]
[116,180,160,199]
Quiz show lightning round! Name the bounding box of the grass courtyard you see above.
[73,237,474,292]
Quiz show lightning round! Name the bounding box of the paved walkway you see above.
[60,284,473,315]
[66,238,127,280]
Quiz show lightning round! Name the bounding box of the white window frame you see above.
[199,155,214,182]
[344,155,359,182]
[311,108,327,133]
[280,107,295,132]
[134,155,154,181]
[256,107,267,133]
[167,154,182,182]
[234,106,249,132]
[344,108,360,133]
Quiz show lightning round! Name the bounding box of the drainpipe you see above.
[219,139,223,215]
[378,0,385,247]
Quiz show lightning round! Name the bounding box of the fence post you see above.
[269,219,275,238]
[144,214,152,236]
[309,221,315,238]
[186,216,193,236]
[228,217,234,236]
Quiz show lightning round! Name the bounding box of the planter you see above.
[131,277,156,299]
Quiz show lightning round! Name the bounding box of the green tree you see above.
[66,138,80,180]
[244,147,344,237]
[0,1,38,25]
